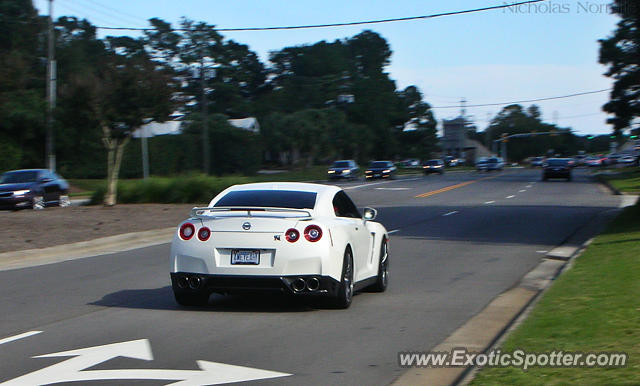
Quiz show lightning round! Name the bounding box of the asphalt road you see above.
[0,168,625,385]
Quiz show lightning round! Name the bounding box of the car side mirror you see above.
[363,207,377,221]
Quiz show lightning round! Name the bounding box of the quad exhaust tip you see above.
[292,278,306,292]
[187,276,202,290]
[306,277,320,291]
[176,276,189,289]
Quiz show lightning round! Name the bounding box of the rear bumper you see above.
[0,195,33,209]
[171,272,341,296]
[544,170,571,178]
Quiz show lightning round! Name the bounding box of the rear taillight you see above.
[304,225,323,242]
[197,227,211,241]
[285,228,300,243]
[179,223,195,240]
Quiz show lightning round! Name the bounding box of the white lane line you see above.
[526,185,533,188]
[0,331,42,345]
[519,189,527,193]
[484,200,495,204]
[443,211,459,216]
[506,195,515,199]
[344,180,393,190]
[388,229,401,234]
[536,250,548,254]
[345,176,421,190]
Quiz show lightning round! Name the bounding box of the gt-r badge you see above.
[274,235,281,241]
[242,222,251,230]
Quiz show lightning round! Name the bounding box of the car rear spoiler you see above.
[190,206,312,219]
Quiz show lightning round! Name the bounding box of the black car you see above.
[542,158,572,181]
[365,160,397,180]
[327,160,360,180]
[422,159,445,175]
[0,169,70,210]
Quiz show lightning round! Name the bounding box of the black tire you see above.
[331,248,354,309]
[174,291,209,306]
[369,238,389,292]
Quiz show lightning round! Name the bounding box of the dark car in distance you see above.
[422,159,445,175]
[327,160,360,180]
[365,160,397,180]
[0,169,70,210]
[542,158,572,181]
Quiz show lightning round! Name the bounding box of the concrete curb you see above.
[0,227,175,271]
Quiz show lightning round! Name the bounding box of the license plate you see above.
[231,249,260,265]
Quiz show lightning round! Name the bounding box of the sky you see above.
[33,0,621,135]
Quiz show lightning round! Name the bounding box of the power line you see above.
[92,0,547,32]
[429,88,612,109]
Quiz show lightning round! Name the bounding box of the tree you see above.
[599,1,640,134]
[396,86,438,159]
[66,36,175,205]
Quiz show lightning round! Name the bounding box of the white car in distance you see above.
[170,182,389,309]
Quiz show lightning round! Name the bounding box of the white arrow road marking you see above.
[0,331,42,345]
[1,339,291,386]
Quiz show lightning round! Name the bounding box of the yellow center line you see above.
[415,175,499,198]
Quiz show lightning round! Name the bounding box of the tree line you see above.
[0,0,438,186]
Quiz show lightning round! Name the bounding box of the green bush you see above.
[89,174,254,205]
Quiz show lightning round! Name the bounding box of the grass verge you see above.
[470,200,640,385]
[597,167,640,194]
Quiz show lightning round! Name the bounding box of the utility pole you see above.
[200,58,210,175]
[46,0,57,172]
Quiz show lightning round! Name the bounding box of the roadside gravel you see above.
[0,203,202,253]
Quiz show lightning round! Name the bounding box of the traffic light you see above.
[587,135,594,140]
[610,135,616,139]
[631,135,638,139]
[501,133,508,143]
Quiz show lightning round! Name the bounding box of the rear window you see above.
[214,190,318,209]
[332,161,349,168]
[0,171,40,183]
[370,161,388,168]
[547,159,569,166]
[425,160,441,166]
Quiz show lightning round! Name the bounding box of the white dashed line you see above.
[519,189,526,193]
[484,200,495,204]
[388,229,400,234]
[526,185,533,188]
[443,211,459,216]
[0,331,42,345]
[506,195,515,199]
[536,250,548,254]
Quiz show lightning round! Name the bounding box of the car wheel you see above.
[59,195,71,207]
[369,238,389,292]
[174,291,209,307]
[32,196,44,210]
[332,248,354,309]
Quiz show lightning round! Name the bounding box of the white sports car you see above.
[170,182,389,308]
